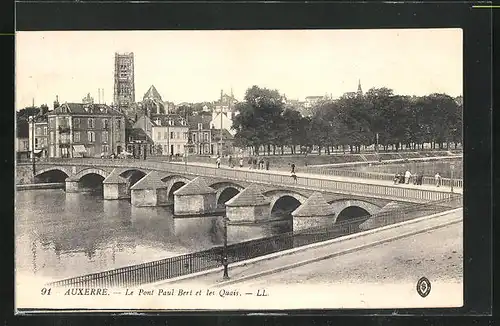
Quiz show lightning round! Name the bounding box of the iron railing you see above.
[47,195,462,288]
[30,158,459,203]
[300,167,464,188]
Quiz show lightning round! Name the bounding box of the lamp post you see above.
[222,215,230,280]
[219,107,223,157]
[29,116,36,176]
[450,163,455,193]
[376,132,379,154]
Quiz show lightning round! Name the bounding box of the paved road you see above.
[172,160,463,194]
[164,209,462,287]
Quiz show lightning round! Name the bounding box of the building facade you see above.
[188,115,213,155]
[113,52,135,111]
[211,89,238,136]
[47,103,126,158]
[134,114,189,156]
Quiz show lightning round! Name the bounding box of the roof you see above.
[126,128,154,143]
[305,96,324,100]
[291,192,334,217]
[143,85,163,101]
[149,114,188,127]
[211,129,234,141]
[188,115,212,129]
[225,184,270,207]
[102,169,127,184]
[48,103,123,117]
[173,177,216,196]
[130,171,168,190]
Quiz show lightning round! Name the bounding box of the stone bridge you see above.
[17,159,459,231]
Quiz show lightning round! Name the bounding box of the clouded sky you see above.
[16,29,462,109]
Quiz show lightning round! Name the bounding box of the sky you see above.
[16,29,462,110]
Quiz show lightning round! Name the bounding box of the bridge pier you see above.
[103,170,129,200]
[291,192,336,232]
[173,177,217,216]
[130,172,170,207]
[225,185,271,223]
[65,178,83,193]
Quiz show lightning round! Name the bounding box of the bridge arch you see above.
[73,168,110,181]
[329,199,382,223]
[162,175,192,203]
[265,190,308,220]
[119,169,148,192]
[34,167,71,183]
[210,182,245,207]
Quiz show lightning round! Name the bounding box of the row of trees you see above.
[232,86,462,155]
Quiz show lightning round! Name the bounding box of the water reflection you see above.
[15,189,288,281]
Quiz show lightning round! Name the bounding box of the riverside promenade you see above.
[160,208,462,287]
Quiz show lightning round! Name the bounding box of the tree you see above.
[232,86,285,155]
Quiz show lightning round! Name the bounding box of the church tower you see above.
[113,52,135,111]
[357,79,363,97]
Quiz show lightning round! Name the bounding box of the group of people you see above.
[247,157,271,170]
[394,170,442,187]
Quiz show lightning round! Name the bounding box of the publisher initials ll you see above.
[256,289,268,297]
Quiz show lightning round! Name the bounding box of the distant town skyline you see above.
[16,29,462,110]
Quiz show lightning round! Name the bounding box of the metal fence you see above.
[301,167,464,188]
[33,158,458,203]
[47,195,462,288]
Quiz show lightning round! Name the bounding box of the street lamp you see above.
[450,163,455,193]
[29,116,36,176]
[222,215,230,280]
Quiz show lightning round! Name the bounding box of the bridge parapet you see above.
[32,159,460,203]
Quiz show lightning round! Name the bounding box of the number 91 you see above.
[41,288,52,295]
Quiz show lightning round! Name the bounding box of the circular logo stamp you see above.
[416,277,431,297]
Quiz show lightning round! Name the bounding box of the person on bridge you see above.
[216,156,221,168]
[265,160,270,170]
[291,172,297,183]
[291,163,296,174]
[405,170,412,184]
[239,157,244,168]
[247,157,253,169]
[228,155,233,168]
[417,172,424,185]
[394,172,401,185]
[435,172,441,187]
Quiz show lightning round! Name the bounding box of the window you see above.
[157,132,161,140]
[22,140,28,151]
[102,145,109,153]
[35,138,39,148]
[73,118,80,128]
[74,132,80,142]
[103,119,109,129]
[102,131,108,143]
[50,131,55,143]
[170,132,174,139]
[88,118,95,129]
[204,133,208,142]
[164,131,168,139]
[43,126,47,135]
[87,131,95,142]
[49,117,56,129]
[59,117,69,127]
[35,127,41,135]
[192,133,197,142]
[184,132,188,139]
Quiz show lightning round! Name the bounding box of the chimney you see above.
[98,89,101,104]
[53,95,60,110]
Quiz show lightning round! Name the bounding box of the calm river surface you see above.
[15,189,290,283]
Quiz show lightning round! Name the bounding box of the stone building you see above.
[211,89,238,136]
[47,101,126,158]
[134,114,189,156]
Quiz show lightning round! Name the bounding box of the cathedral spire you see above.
[357,79,363,96]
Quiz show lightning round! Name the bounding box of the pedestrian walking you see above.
[259,158,264,170]
[248,157,253,169]
[394,172,401,185]
[418,173,424,185]
[239,158,244,168]
[228,155,233,168]
[435,172,441,187]
[265,160,270,170]
[413,172,418,185]
[291,172,297,183]
[253,158,257,170]
[216,156,221,168]
[405,170,412,184]
[291,163,296,174]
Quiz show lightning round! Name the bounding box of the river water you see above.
[15,189,290,283]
